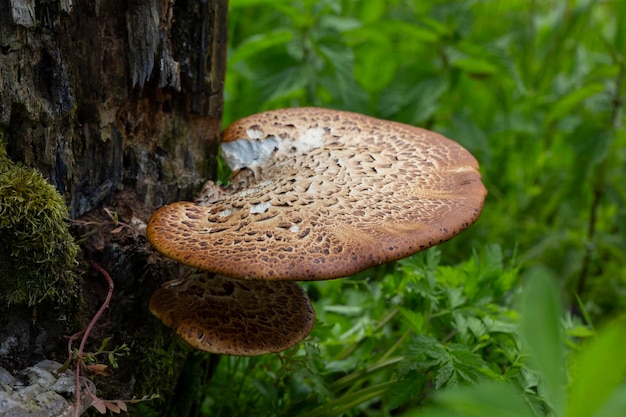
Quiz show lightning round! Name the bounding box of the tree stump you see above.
[0,0,227,413]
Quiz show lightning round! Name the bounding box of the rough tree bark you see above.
[0,0,227,414]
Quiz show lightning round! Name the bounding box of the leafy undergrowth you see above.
[416,268,626,417]
[145,245,593,417]
[225,0,626,312]
[158,247,625,417]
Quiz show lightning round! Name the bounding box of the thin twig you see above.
[73,262,115,417]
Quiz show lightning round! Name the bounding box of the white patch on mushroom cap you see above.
[290,225,299,233]
[246,128,264,139]
[221,136,281,171]
[219,209,232,217]
[221,127,326,171]
[290,127,325,154]
[250,202,271,214]
[257,179,273,188]
[236,187,260,198]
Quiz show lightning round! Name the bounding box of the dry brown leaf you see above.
[92,397,107,414]
[87,363,112,377]
[105,400,121,413]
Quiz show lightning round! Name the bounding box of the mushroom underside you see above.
[149,273,315,356]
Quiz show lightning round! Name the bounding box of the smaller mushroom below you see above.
[149,272,315,356]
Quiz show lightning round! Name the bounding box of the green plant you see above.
[413,267,626,417]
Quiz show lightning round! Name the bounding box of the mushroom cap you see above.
[149,273,315,355]
[148,107,487,280]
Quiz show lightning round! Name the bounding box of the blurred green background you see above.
[224,0,625,311]
[154,1,626,416]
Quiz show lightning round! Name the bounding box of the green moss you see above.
[0,144,79,306]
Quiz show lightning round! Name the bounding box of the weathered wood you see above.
[1,0,228,413]
[0,0,226,216]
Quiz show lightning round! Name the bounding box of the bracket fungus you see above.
[147,107,487,355]
[149,273,314,355]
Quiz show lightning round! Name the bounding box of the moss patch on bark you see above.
[0,143,79,307]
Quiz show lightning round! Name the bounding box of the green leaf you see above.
[229,30,293,66]
[96,337,111,354]
[447,287,467,309]
[567,318,626,417]
[398,307,424,332]
[567,127,615,176]
[400,336,488,389]
[299,382,396,417]
[108,352,118,368]
[544,82,605,127]
[452,57,499,75]
[405,335,446,362]
[352,36,397,93]
[592,384,626,417]
[519,266,566,415]
[427,382,535,417]
[323,305,363,316]
[378,76,447,124]
[467,316,487,339]
[387,373,426,409]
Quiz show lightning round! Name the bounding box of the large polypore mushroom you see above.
[148,107,487,355]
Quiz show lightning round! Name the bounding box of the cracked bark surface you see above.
[1,0,226,216]
[1,0,227,413]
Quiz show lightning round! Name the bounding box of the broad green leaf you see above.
[567,127,615,175]
[426,382,535,417]
[592,384,626,417]
[519,266,566,415]
[405,335,445,362]
[261,65,311,102]
[352,36,397,93]
[229,31,293,65]
[567,318,626,417]
[447,287,467,309]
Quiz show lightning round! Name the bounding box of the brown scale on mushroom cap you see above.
[148,107,487,280]
[149,273,315,355]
